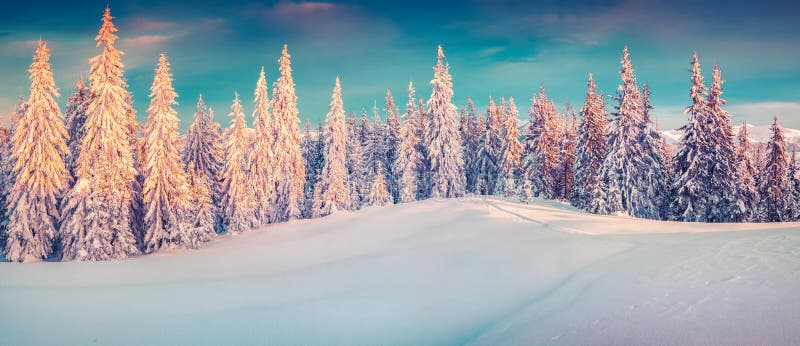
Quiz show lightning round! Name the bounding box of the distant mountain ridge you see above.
[661,123,800,146]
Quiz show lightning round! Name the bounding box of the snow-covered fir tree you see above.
[384,89,401,202]
[182,96,223,230]
[0,127,11,249]
[60,7,140,261]
[495,97,523,197]
[671,53,736,222]
[358,109,377,176]
[313,78,351,216]
[4,40,70,262]
[462,98,483,194]
[520,86,562,200]
[736,122,759,221]
[757,117,792,222]
[142,53,210,252]
[394,104,422,203]
[636,84,671,220]
[425,46,466,198]
[600,46,658,219]
[365,161,392,207]
[186,170,216,237]
[571,74,608,212]
[416,96,430,199]
[0,98,25,247]
[270,45,305,222]
[555,105,577,200]
[346,112,367,210]
[704,65,742,221]
[301,120,323,217]
[249,67,276,224]
[64,77,91,180]
[221,94,257,233]
[476,96,503,195]
[372,104,390,182]
[787,147,800,220]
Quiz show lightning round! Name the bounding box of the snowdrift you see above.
[1,197,799,345]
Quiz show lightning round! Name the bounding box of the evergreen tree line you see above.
[1,8,797,263]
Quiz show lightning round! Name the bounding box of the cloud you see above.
[11,40,39,49]
[271,1,335,16]
[476,46,506,58]
[127,18,178,31]
[120,34,175,48]
[727,102,800,128]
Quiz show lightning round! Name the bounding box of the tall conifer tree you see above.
[4,41,70,262]
[60,7,140,261]
[270,45,305,222]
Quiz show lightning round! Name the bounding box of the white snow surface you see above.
[1,197,799,345]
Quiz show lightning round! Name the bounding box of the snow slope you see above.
[1,198,799,345]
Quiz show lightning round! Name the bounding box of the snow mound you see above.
[1,197,799,345]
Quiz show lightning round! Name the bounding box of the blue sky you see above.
[1,0,798,130]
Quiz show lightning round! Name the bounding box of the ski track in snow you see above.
[1,197,799,345]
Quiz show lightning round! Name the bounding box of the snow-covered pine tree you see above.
[186,170,216,237]
[736,122,759,221]
[269,45,305,222]
[372,104,390,183]
[346,112,367,210]
[555,104,577,200]
[600,46,655,218]
[787,147,800,220]
[425,46,466,198]
[703,65,742,222]
[358,109,375,176]
[462,98,482,194]
[520,86,561,200]
[385,89,401,202]
[495,97,523,197]
[0,98,25,247]
[301,120,322,217]
[754,145,766,174]
[671,52,715,222]
[460,108,468,153]
[757,117,792,222]
[571,74,608,211]
[394,105,422,203]
[249,67,276,224]
[4,40,70,262]
[0,128,10,248]
[142,53,210,252]
[182,96,224,231]
[636,84,671,220]
[476,96,503,195]
[221,94,257,233]
[416,96,430,199]
[60,7,140,261]
[313,78,351,216]
[64,77,91,180]
[365,161,392,207]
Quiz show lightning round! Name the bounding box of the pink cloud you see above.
[128,18,178,31]
[271,1,335,16]
[11,40,39,49]
[119,34,175,48]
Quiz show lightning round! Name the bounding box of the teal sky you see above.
[1,0,798,130]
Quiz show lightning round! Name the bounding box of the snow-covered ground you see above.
[1,197,799,345]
